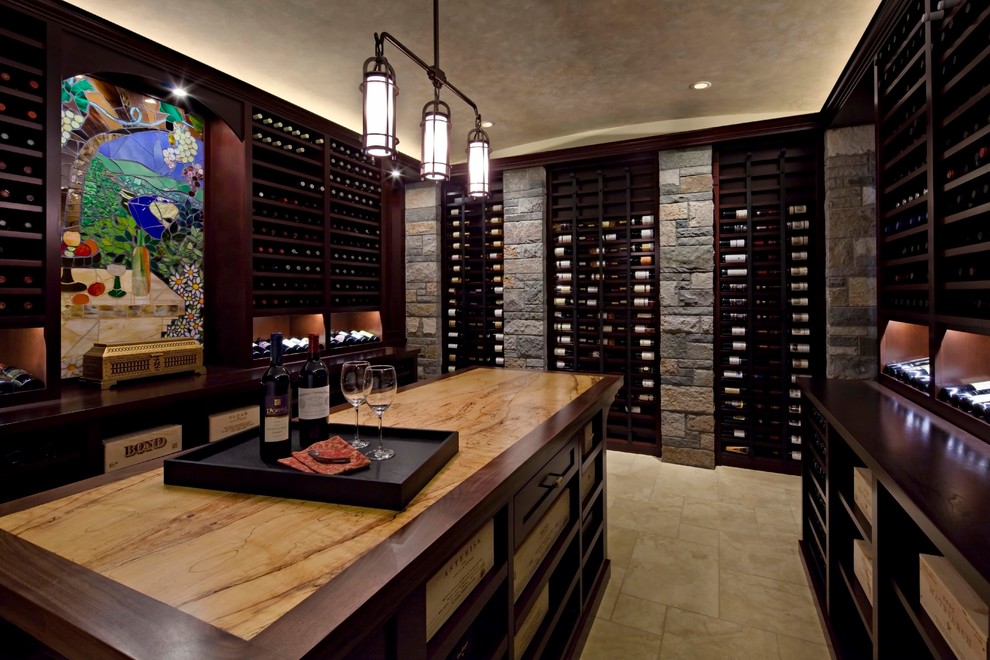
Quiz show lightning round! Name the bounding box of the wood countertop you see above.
[0,368,621,659]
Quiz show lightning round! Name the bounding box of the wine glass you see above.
[106,258,127,298]
[340,361,371,449]
[364,365,397,461]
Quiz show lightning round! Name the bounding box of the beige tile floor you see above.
[581,451,830,660]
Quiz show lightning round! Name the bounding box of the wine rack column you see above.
[714,137,824,473]
[327,139,383,310]
[441,176,505,372]
[875,0,932,328]
[546,156,660,454]
[657,146,716,468]
[0,5,51,403]
[249,108,326,314]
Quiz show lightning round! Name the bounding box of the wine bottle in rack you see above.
[297,334,329,445]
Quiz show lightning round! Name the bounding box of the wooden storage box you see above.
[513,492,570,599]
[513,583,548,658]
[82,338,206,389]
[853,539,874,606]
[853,466,873,520]
[104,424,182,473]
[425,520,495,640]
[920,554,989,660]
[208,406,259,443]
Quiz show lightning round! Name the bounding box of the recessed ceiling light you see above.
[480,120,494,128]
[390,168,402,179]
[171,86,188,97]
[690,81,712,90]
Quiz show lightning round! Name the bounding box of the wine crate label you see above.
[580,460,597,504]
[513,492,571,599]
[920,554,989,660]
[104,424,182,473]
[513,582,549,658]
[425,519,495,640]
[852,539,873,606]
[208,406,260,443]
[853,467,873,521]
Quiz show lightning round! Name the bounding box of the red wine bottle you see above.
[297,333,329,445]
[260,332,291,461]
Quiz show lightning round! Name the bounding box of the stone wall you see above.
[824,126,877,379]
[658,147,716,468]
[404,182,442,380]
[503,167,547,370]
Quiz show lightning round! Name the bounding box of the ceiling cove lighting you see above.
[360,0,491,196]
[690,80,713,90]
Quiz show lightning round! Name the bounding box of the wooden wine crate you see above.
[513,582,548,658]
[853,466,873,520]
[920,554,988,660]
[513,491,570,599]
[853,538,873,606]
[425,519,495,640]
[208,406,259,442]
[104,424,182,473]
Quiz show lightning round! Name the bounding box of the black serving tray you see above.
[163,423,458,510]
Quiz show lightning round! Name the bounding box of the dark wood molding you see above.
[821,0,914,124]
[451,114,823,176]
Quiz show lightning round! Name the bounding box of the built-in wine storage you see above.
[546,156,660,453]
[877,0,990,444]
[714,135,825,473]
[0,5,49,403]
[327,139,383,311]
[442,176,505,372]
[250,107,326,314]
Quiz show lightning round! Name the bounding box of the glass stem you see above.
[354,404,361,441]
[378,413,384,451]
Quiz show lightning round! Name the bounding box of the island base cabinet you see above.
[799,378,990,660]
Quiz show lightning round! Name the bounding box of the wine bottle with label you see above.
[260,332,292,461]
[297,333,329,445]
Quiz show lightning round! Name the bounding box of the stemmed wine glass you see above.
[340,361,371,449]
[364,365,397,461]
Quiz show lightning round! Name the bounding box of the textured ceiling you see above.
[64,0,882,162]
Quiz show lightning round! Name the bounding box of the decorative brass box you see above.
[82,338,206,389]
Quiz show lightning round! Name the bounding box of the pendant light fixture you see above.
[360,0,491,196]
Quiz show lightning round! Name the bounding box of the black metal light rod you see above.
[375,5,482,124]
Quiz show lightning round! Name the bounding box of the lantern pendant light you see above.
[359,0,490,195]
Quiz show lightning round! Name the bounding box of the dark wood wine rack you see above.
[0,5,51,404]
[327,139,383,311]
[546,156,660,453]
[442,176,505,372]
[877,0,990,444]
[714,135,825,474]
[250,107,327,314]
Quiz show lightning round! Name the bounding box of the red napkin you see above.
[277,435,371,475]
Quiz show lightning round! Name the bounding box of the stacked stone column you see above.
[824,126,878,379]
[503,167,547,370]
[658,147,716,468]
[403,182,442,380]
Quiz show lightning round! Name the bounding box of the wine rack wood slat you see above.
[715,135,824,474]
[545,157,660,454]
[442,176,505,373]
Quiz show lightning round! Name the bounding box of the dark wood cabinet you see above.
[799,378,990,660]
[442,175,505,372]
[546,155,661,453]
[0,4,56,407]
[877,0,990,445]
[714,134,826,473]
